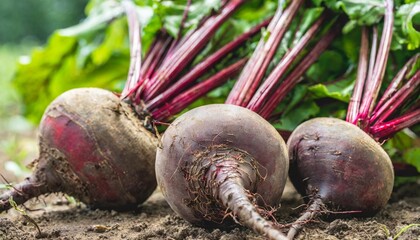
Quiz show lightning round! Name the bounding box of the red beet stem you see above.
[287,198,323,240]
[225,0,304,106]
[372,53,420,115]
[141,0,244,102]
[370,108,420,141]
[258,18,343,119]
[346,27,369,124]
[167,0,192,56]
[370,70,420,124]
[121,0,142,99]
[247,14,325,113]
[367,26,378,85]
[123,32,173,102]
[357,0,393,125]
[150,58,247,121]
[175,0,230,48]
[145,18,271,111]
[141,32,162,76]
[142,34,173,86]
[133,36,173,103]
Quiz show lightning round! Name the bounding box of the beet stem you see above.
[132,36,173,103]
[372,53,420,116]
[247,14,325,113]
[258,17,344,119]
[127,34,173,104]
[145,18,270,111]
[141,32,160,75]
[121,0,142,99]
[127,32,173,100]
[167,0,191,56]
[346,27,369,124]
[287,198,323,240]
[370,70,420,124]
[367,26,378,85]
[150,58,247,121]
[357,0,393,125]
[225,0,304,106]
[370,108,420,141]
[176,0,230,49]
[141,0,244,101]
[143,34,173,82]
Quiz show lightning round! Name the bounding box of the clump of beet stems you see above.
[287,0,419,238]
[156,1,345,239]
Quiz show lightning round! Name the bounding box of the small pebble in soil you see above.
[87,225,112,233]
[111,210,118,217]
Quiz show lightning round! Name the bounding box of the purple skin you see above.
[156,104,289,240]
[287,117,394,238]
[0,88,158,211]
[288,117,394,213]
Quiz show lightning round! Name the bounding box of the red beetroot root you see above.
[156,104,289,240]
[287,117,394,238]
[1,88,158,211]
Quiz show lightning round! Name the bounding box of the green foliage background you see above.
[0,0,87,44]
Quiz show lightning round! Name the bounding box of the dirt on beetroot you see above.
[0,132,419,240]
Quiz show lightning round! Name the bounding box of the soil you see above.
[0,131,419,240]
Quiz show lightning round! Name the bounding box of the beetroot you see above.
[156,104,289,240]
[286,118,395,239]
[1,88,157,211]
[288,118,394,213]
[286,1,419,238]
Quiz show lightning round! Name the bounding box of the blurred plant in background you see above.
[0,45,35,179]
[0,0,88,182]
[0,0,87,44]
